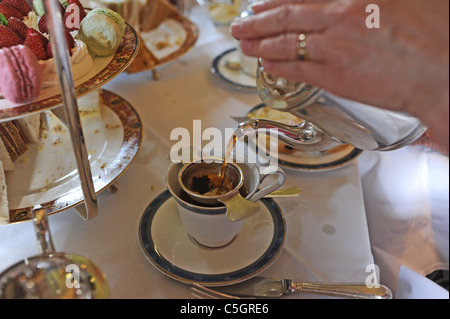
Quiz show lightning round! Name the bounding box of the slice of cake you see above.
[0,112,46,223]
[0,112,44,171]
[0,121,28,169]
[17,112,42,142]
[0,137,15,172]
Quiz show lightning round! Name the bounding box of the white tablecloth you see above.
[0,6,448,299]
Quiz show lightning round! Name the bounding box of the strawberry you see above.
[46,28,74,58]
[63,0,85,31]
[38,0,67,34]
[2,0,31,16]
[37,13,47,33]
[64,27,75,49]
[24,27,48,60]
[0,24,23,48]
[0,3,23,20]
[45,41,52,58]
[26,27,48,46]
[7,17,28,40]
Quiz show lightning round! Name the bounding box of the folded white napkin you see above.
[395,266,449,299]
[141,19,187,60]
[359,146,449,296]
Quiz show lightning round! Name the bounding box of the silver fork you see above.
[190,283,242,299]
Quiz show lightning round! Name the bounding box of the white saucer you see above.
[139,190,285,286]
[211,48,257,90]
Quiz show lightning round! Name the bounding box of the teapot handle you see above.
[248,167,286,202]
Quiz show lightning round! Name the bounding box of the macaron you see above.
[77,8,125,57]
[0,45,42,104]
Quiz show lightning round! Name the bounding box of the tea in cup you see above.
[178,159,261,222]
[166,156,285,248]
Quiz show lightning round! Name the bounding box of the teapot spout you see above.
[237,119,343,152]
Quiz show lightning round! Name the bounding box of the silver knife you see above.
[214,277,392,299]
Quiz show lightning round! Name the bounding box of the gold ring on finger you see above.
[297,33,308,61]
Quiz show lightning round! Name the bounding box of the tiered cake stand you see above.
[0,18,140,224]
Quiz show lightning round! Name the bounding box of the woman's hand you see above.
[230,0,449,148]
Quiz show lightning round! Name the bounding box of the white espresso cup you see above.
[165,157,285,248]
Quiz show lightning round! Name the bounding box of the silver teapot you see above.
[237,59,427,152]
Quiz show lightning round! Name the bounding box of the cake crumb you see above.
[19,156,29,164]
[52,124,64,134]
[105,124,121,129]
[52,138,62,146]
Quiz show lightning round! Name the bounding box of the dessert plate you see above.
[0,24,139,121]
[139,16,199,70]
[139,190,286,287]
[211,48,257,90]
[244,104,362,171]
[4,90,142,224]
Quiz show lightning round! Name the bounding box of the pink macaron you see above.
[0,44,42,104]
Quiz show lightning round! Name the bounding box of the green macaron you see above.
[89,7,125,37]
[77,8,125,57]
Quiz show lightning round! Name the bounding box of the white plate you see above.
[211,48,257,90]
[5,90,142,224]
[139,190,285,286]
[139,16,199,69]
